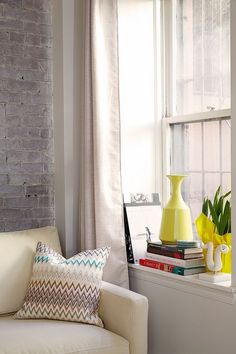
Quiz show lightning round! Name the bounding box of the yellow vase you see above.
[159,175,193,243]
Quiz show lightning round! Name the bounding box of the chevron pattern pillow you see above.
[14,242,110,327]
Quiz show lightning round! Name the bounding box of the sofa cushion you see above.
[15,242,110,327]
[0,227,61,315]
[0,315,129,354]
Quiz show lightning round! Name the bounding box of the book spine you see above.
[139,258,185,275]
[147,246,184,259]
[145,252,205,268]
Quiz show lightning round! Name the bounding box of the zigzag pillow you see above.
[14,242,110,327]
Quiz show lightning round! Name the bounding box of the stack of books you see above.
[139,240,206,276]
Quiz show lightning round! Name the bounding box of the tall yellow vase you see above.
[159,175,193,243]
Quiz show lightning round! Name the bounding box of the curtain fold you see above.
[79,0,129,288]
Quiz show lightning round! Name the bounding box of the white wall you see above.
[52,0,81,257]
[129,271,236,354]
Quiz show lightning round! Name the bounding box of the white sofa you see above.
[0,227,148,354]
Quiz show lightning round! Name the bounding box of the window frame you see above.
[158,0,231,206]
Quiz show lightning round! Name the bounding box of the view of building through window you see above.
[175,0,230,115]
[171,118,231,222]
[170,0,231,228]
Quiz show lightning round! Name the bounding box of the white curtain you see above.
[79,0,129,288]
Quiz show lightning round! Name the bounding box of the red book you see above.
[139,258,206,276]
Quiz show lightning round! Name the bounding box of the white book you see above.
[145,252,205,269]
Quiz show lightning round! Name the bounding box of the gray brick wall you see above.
[0,0,54,232]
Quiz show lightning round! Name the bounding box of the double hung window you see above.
[118,0,231,232]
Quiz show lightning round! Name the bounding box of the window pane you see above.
[203,120,220,171]
[174,0,230,115]
[221,119,231,171]
[170,118,231,223]
[204,172,221,198]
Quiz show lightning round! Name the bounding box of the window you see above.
[118,0,231,234]
[164,0,231,227]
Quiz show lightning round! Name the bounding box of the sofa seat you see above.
[0,315,129,354]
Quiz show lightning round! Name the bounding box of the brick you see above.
[31,92,52,105]
[40,128,52,139]
[4,219,39,231]
[0,128,6,138]
[0,174,8,184]
[23,0,51,12]
[0,30,9,42]
[25,207,53,218]
[0,185,24,196]
[22,139,49,150]
[23,22,51,36]
[21,162,44,173]
[5,115,21,126]
[38,218,54,227]
[0,104,5,118]
[0,18,23,31]
[28,127,40,137]
[0,91,22,103]
[9,174,41,185]
[26,184,47,196]
[25,33,40,46]
[22,104,51,116]
[7,162,22,172]
[3,6,50,24]
[0,151,6,163]
[41,151,53,163]
[0,43,24,56]
[5,138,22,149]
[6,127,27,138]
[0,163,8,173]
[40,35,52,47]
[3,55,39,70]
[4,103,51,116]
[41,174,53,185]
[0,67,18,80]
[22,114,51,127]
[9,31,25,43]
[0,208,25,220]
[0,138,8,150]
[24,45,52,60]
[43,163,53,173]
[38,195,54,208]
[7,150,42,163]
[21,69,48,82]
[6,104,23,115]
[0,222,5,231]
[38,59,51,73]
[5,196,37,208]
[5,79,39,92]
[0,0,22,8]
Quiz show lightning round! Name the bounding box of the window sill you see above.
[128,264,236,304]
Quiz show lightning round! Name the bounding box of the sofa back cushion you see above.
[0,227,61,315]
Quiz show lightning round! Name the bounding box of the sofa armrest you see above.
[99,281,148,354]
